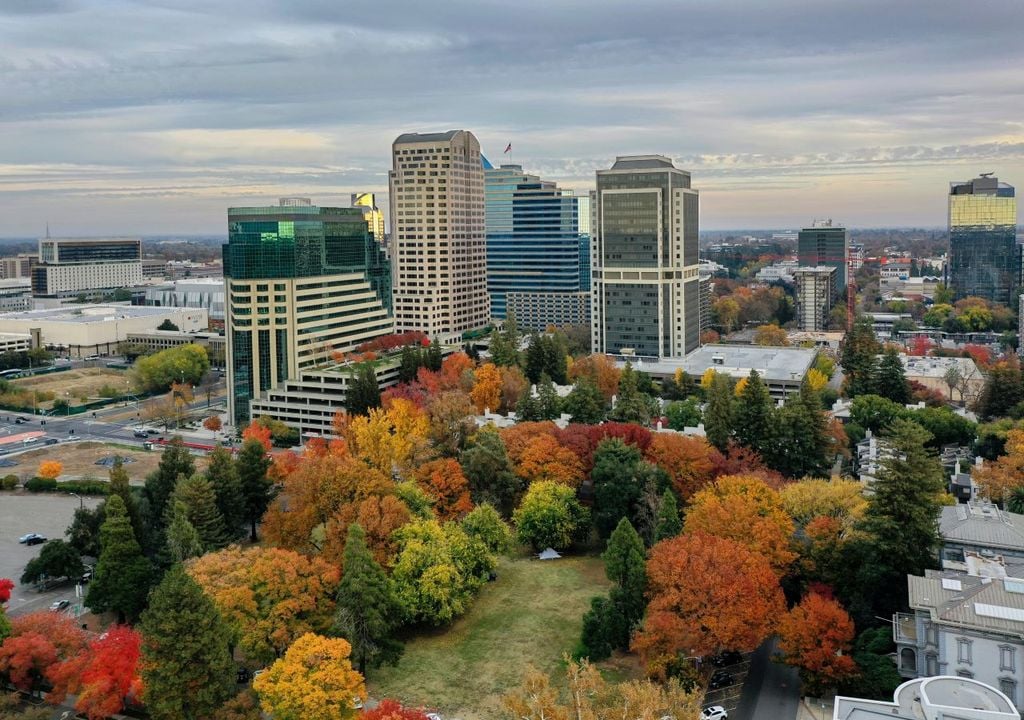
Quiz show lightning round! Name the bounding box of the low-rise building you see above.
[0,254,38,280]
[0,333,32,353]
[505,290,590,331]
[855,430,896,486]
[902,355,983,407]
[754,259,799,284]
[939,502,1024,568]
[143,278,225,325]
[834,676,1016,720]
[125,330,225,367]
[32,237,143,299]
[0,279,32,312]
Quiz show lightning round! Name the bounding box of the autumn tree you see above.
[514,434,584,487]
[684,474,796,574]
[236,437,273,541]
[0,611,88,698]
[780,478,868,529]
[85,495,151,623]
[363,700,430,720]
[203,415,222,432]
[332,524,402,676]
[973,429,1024,502]
[426,390,476,457]
[187,546,340,665]
[633,532,785,677]
[460,428,522,517]
[778,592,858,695]
[753,323,788,346]
[140,565,235,720]
[49,625,143,719]
[568,354,621,401]
[513,481,590,551]
[470,362,502,413]
[413,458,473,521]
[643,434,720,502]
[347,398,431,478]
[37,461,62,480]
[322,494,412,569]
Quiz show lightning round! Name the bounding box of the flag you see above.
[504,143,512,154]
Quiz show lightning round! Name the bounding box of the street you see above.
[733,638,801,720]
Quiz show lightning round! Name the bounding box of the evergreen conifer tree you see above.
[426,340,443,371]
[733,369,776,457]
[459,428,522,517]
[86,495,152,623]
[170,474,230,551]
[346,363,382,416]
[536,373,561,420]
[703,372,734,451]
[143,437,195,523]
[563,377,606,424]
[840,318,882,398]
[874,347,911,404]
[205,447,245,539]
[109,457,145,545]
[654,489,682,541]
[515,384,542,422]
[236,438,273,541]
[610,363,653,426]
[165,501,204,563]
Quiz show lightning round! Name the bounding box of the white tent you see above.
[538,548,561,560]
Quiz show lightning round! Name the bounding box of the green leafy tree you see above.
[665,398,701,431]
[65,504,105,558]
[460,503,513,553]
[205,447,245,539]
[977,358,1024,420]
[850,394,907,434]
[345,363,381,416]
[536,374,561,421]
[703,371,734,451]
[236,438,273,541]
[143,437,196,525]
[770,383,832,478]
[840,318,881,398]
[134,344,210,394]
[654,489,682,541]
[579,518,647,660]
[156,319,179,331]
[524,334,568,384]
[591,439,644,538]
[20,540,83,585]
[86,495,152,623]
[398,345,422,383]
[609,363,653,426]
[563,376,606,424]
[733,370,775,457]
[459,428,522,517]
[873,347,910,404]
[515,385,543,422]
[489,313,521,367]
[140,565,235,720]
[513,481,590,551]
[332,524,403,676]
[165,501,204,563]
[170,474,230,551]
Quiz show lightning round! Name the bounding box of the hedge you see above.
[23,477,109,495]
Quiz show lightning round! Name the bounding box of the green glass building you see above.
[224,199,393,426]
[948,174,1018,304]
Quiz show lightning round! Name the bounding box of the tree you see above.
[460,428,522,517]
[134,344,210,394]
[513,481,589,551]
[568,354,621,401]
[188,546,340,665]
[643,434,721,502]
[108,458,144,545]
[770,383,834,478]
[514,434,584,488]
[413,458,473,521]
[780,478,867,529]
[499,365,530,413]
[85,495,151,623]
[591,439,646,539]
[874,347,910,404]
[489,315,521,367]
[840,318,881,398]
[665,398,701,431]
[347,399,431,478]
[140,565,235,720]
[777,592,858,695]
[977,358,1024,420]
[205,447,245,538]
[346,363,381,416]
[242,421,273,451]
[169,474,230,551]
[156,319,179,331]
[236,438,273,541]
[0,578,12,604]
[470,362,502,413]
[0,612,88,698]
[20,540,83,585]
[332,524,402,676]
[535,373,562,420]
[426,389,476,457]
[974,429,1024,502]
[322,494,413,570]
[461,504,513,554]
[203,415,223,432]
[362,700,430,720]
[753,324,788,346]
[49,625,143,719]
[654,489,682,541]
[632,533,785,677]
[580,518,647,659]
[143,437,195,524]
[65,504,105,559]
[36,461,61,480]
[703,371,734,451]
[609,363,653,426]
[252,632,365,720]
[732,370,775,457]
[165,501,204,563]
[562,376,606,424]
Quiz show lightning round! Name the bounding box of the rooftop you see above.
[607,155,678,171]
[0,305,193,324]
[394,130,462,144]
[909,568,1024,636]
[939,501,1024,553]
[834,677,1016,720]
[615,344,816,384]
[902,354,980,379]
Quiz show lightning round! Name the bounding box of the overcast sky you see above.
[1,0,1022,236]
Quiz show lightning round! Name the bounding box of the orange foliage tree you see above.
[203,415,223,432]
[362,699,430,719]
[515,434,584,487]
[322,494,412,569]
[499,365,529,413]
[37,460,63,480]
[632,533,785,677]
[0,611,88,697]
[644,434,722,502]
[413,458,473,521]
[499,421,559,466]
[470,362,502,413]
[777,592,859,694]
[973,429,1024,502]
[426,390,476,457]
[568,354,621,401]
[47,625,143,719]
[683,474,796,574]
[242,422,272,451]
[187,546,341,664]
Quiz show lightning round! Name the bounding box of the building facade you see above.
[31,237,142,298]
[798,221,848,297]
[794,266,837,331]
[948,175,1018,304]
[592,155,700,359]
[0,279,32,312]
[389,130,490,343]
[224,199,394,426]
[143,278,225,325]
[505,290,591,331]
[484,163,582,327]
[0,254,38,280]
[352,192,386,247]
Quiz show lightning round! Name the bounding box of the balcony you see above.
[894,612,918,643]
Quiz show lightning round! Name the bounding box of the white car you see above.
[700,707,728,720]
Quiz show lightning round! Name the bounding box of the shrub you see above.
[1,474,18,490]
[24,476,58,492]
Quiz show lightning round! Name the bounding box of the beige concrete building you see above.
[389,130,490,344]
[794,266,837,331]
[0,254,38,280]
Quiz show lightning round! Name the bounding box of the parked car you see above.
[236,668,251,684]
[700,707,728,720]
[712,651,743,667]
[18,533,43,544]
[133,430,149,438]
[708,671,733,690]
[49,600,70,612]
[25,534,47,546]
[80,568,93,584]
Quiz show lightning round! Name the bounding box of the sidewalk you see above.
[797,696,834,720]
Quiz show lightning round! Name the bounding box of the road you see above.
[734,638,801,720]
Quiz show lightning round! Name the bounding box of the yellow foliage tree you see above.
[805,368,828,393]
[346,398,430,478]
[973,429,1024,502]
[733,377,749,397]
[700,368,717,389]
[780,478,868,528]
[470,362,503,413]
[38,460,63,480]
[753,324,789,347]
[252,633,365,720]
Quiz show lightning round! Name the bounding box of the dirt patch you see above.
[12,441,207,482]
[14,368,132,406]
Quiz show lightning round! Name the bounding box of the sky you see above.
[1,0,1022,236]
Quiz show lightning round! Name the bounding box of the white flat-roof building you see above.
[834,676,1016,720]
[143,277,225,324]
[0,279,32,313]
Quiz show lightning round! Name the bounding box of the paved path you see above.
[734,638,801,720]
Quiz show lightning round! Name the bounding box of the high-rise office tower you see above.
[576,193,592,292]
[948,174,1018,304]
[389,130,490,343]
[797,221,848,298]
[351,193,386,246]
[794,266,837,332]
[224,198,393,425]
[484,163,586,329]
[592,155,700,358]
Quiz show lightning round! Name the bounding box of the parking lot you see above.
[702,652,752,719]
[0,493,101,616]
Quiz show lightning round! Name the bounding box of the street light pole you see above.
[69,492,83,510]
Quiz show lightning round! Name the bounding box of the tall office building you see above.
[798,221,848,297]
[794,266,837,332]
[592,155,700,358]
[484,163,584,329]
[31,237,142,298]
[948,174,1018,304]
[351,192,386,246]
[577,193,592,292]
[224,198,393,425]
[389,130,490,343]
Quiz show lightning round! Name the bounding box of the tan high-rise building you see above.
[389,130,490,344]
[351,192,386,246]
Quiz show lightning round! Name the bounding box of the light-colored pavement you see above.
[797,697,834,720]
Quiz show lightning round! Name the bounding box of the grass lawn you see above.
[368,553,611,719]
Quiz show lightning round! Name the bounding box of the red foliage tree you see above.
[242,422,272,451]
[908,335,932,357]
[643,434,722,502]
[414,458,473,521]
[777,592,858,694]
[0,612,88,696]
[0,578,12,604]
[355,331,429,355]
[48,626,143,719]
[381,381,429,409]
[362,699,430,720]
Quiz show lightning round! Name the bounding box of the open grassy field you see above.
[368,554,611,719]
[13,441,206,482]
[13,367,130,405]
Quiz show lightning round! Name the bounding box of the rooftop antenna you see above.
[45,222,50,239]
[980,172,994,178]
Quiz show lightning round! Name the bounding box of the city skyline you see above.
[1,0,1023,235]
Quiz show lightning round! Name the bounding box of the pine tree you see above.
[703,371,734,451]
[459,428,522,517]
[332,524,403,676]
[165,501,204,563]
[171,474,230,551]
[873,347,910,404]
[771,383,832,477]
[426,340,443,371]
[610,363,652,426]
[86,495,152,623]
[346,363,381,416]
[733,369,776,457]
[143,437,196,523]
[489,312,522,367]
[398,345,420,383]
[140,565,235,720]
[515,384,542,421]
[654,489,682,541]
[237,438,273,541]
[205,447,245,539]
[536,373,561,421]
[109,457,145,546]
[840,318,882,398]
[580,518,647,658]
[524,334,547,384]
[563,377,606,424]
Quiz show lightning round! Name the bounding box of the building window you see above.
[957,670,973,679]
[1000,678,1017,704]
[1001,646,1016,672]
[957,638,972,665]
